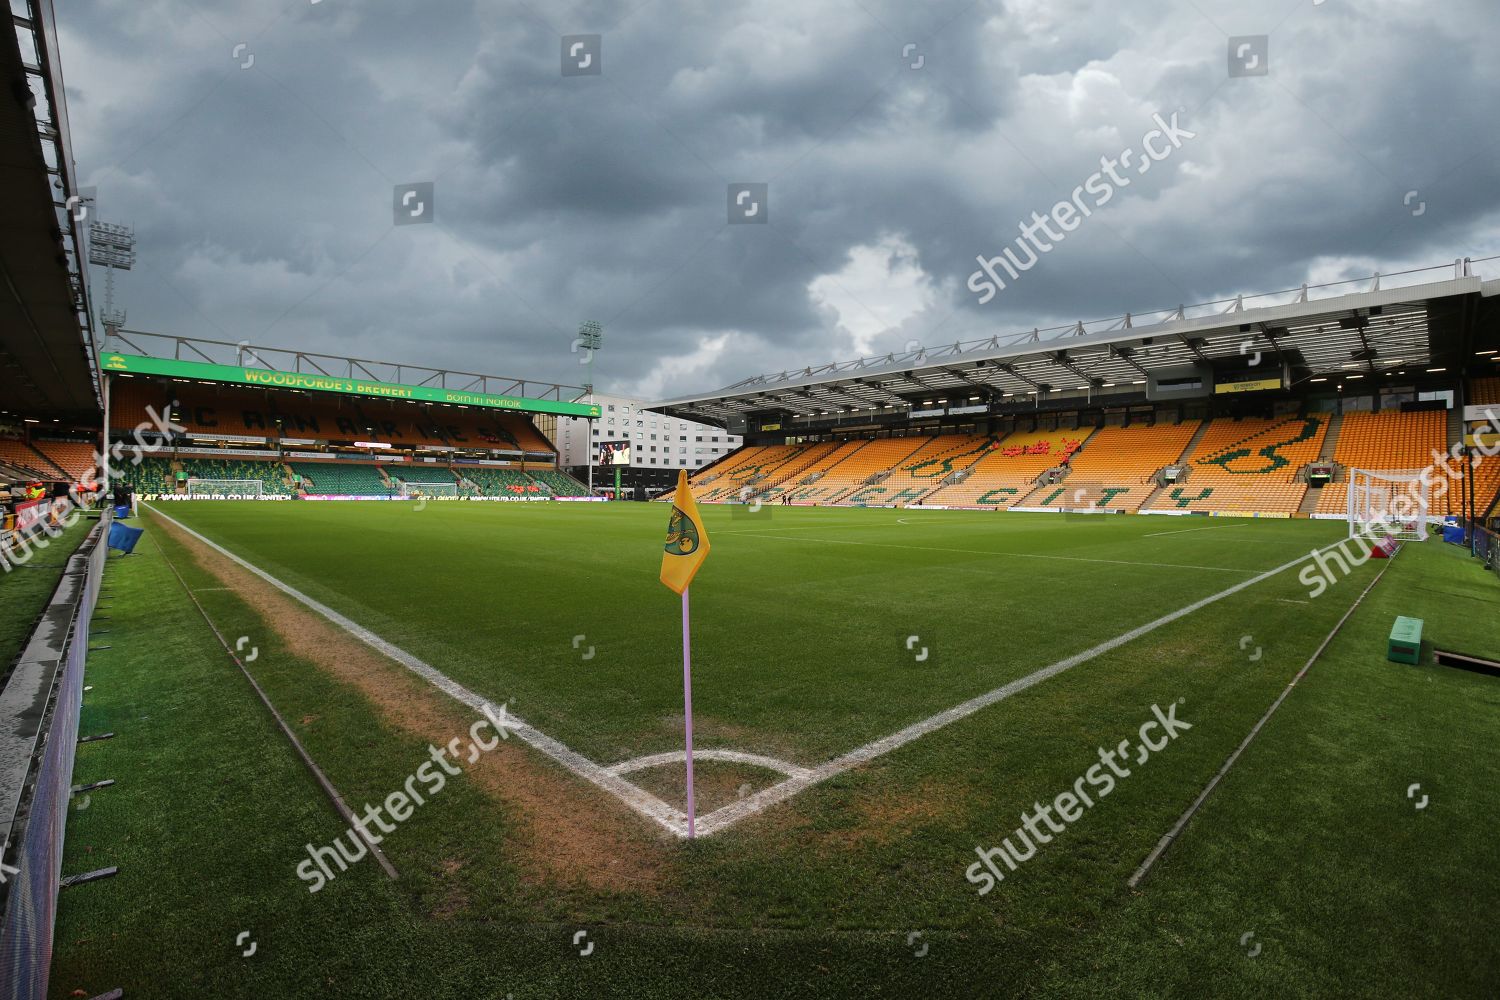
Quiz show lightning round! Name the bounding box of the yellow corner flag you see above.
[660,469,710,595]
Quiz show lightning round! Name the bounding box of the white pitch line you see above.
[608,749,811,779]
[146,505,690,837]
[1144,525,1221,537]
[146,503,1344,841]
[717,517,1001,535]
[716,521,911,534]
[689,538,1348,837]
[731,531,1258,575]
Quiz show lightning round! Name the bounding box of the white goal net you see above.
[1347,468,1428,542]
[187,478,264,499]
[398,481,460,499]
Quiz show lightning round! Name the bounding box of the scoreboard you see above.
[598,440,631,465]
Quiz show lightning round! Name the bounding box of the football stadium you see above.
[2,3,1499,999]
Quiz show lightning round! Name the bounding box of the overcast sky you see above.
[60,0,1500,402]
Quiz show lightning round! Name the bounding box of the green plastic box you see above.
[1387,616,1424,665]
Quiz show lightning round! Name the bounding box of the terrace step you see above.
[940,466,971,486]
[1448,402,1466,453]
[1318,411,1345,461]
[1136,421,1211,509]
[1173,420,1213,464]
[1297,476,1326,515]
[1138,465,1185,509]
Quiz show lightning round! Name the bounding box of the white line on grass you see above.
[607,749,811,780]
[717,517,1001,535]
[147,504,1346,840]
[716,522,909,534]
[146,505,691,837]
[1144,525,1221,537]
[1127,549,1399,888]
[688,538,1353,836]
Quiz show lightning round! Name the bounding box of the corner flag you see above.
[660,470,710,595]
[660,469,710,837]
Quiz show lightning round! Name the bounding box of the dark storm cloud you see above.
[60,0,1500,401]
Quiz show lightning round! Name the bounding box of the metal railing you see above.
[106,329,592,404]
[720,255,1499,392]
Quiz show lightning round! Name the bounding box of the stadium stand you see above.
[1145,415,1326,514]
[452,410,558,454]
[110,456,285,495]
[671,442,803,502]
[888,435,997,491]
[106,378,167,430]
[391,468,461,488]
[666,407,1500,517]
[460,468,544,496]
[118,456,177,495]
[303,397,448,447]
[1013,422,1201,511]
[179,457,290,492]
[530,469,592,496]
[787,437,936,505]
[0,439,63,479]
[920,429,1089,508]
[1313,410,1447,516]
[679,447,760,500]
[163,384,445,447]
[32,440,99,484]
[113,381,561,458]
[695,444,810,502]
[743,440,847,500]
[91,358,1500,518]
[770,440,870,494]
[289,461,396,495]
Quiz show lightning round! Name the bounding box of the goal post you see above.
[1347,468,1429,542]
[186,478,264,499]
[397,481,460,499]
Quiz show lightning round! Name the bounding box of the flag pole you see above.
[682,586,696,838]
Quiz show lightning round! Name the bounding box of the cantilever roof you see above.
[649,263,1499,426]
[0,0,98,420]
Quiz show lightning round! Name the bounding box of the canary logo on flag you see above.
[661,470,710,594]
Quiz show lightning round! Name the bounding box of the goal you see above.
[1347,468,1428,542]
[187,478,264,499]
[398,481,460,499]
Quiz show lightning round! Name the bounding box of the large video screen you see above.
[598,440,631,466]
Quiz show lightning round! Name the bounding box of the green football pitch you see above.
[48,501,1500,998]
[143,500,1362,767]
[142,501,1354,772]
